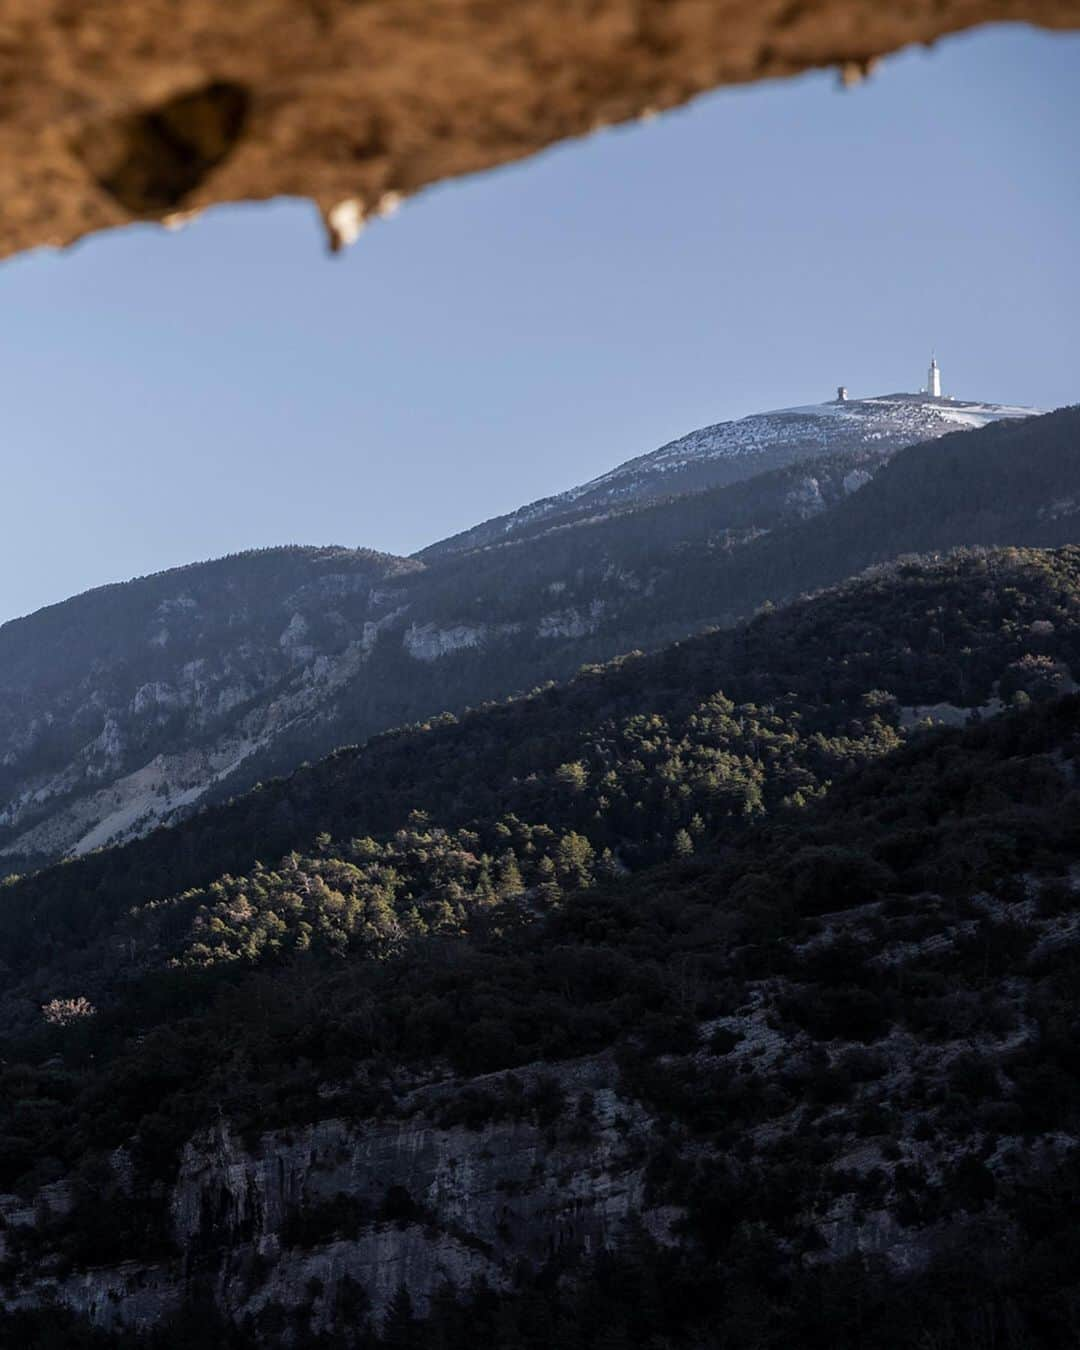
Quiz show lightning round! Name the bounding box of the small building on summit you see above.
[927,354,942,398]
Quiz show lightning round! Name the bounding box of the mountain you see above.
[4,545,1078,981]
[0,546,421,869]
[2,547,1080,1344]
[1,404,1075,874]
[422,388,1039,559]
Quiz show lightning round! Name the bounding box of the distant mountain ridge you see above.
[0,547,420,865]
[422,390,1038,558]
[0,398,1071,874]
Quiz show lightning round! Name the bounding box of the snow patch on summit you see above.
[430,390,1041,560]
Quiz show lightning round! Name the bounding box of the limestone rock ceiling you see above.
[1,0,1077,259]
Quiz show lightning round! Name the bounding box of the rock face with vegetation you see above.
[0,547,420,869]
[3,403,1076,875]
[3,1,1079,261]
[2,546,1080,1345]
[4,1061,659,1333]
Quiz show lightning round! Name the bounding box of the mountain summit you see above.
[424,375,1038,559]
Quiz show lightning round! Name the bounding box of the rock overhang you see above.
[1,0,1078,261]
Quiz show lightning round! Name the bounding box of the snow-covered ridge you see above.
[579,393,1036,484]
[427,391,1041,559]
[529,395,1038,509]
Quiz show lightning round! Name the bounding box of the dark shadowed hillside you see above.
[1,547,1080,1344]
[5,544,1079,986]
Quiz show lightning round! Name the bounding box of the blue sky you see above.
[1,23,1077,624]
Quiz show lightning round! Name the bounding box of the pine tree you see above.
[555,760,588,793]
[556,831,595,888]
[535,855,562,906]
[496,850,525,899]
[473,863,497,908]
[596,847,621,881]
[673,827,694,858]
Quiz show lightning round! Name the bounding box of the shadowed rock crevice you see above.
[75,81,251,214]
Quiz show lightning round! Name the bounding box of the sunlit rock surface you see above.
[1,0,1078,259]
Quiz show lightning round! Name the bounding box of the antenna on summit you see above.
[927,352,941,399]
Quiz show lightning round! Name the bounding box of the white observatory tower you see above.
[927,354,942,399]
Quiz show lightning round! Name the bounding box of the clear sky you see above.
[1,23,1077,625]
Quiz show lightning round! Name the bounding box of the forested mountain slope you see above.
[5,544,1079,991]
[2,548,1080,1345]
[608,400,1080,634]
[2,408,1077,877]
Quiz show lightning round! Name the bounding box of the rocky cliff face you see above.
[0,547,419,868]
[0,1059,667,1334]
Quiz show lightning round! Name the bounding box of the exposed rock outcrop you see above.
[1,1,1078,259]
[0,1059,668,1334]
